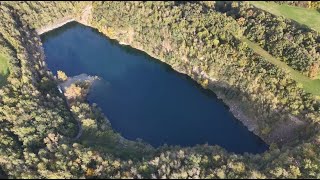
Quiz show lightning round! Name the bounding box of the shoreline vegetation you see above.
[39,13,304,146]
[37,19,266,142]
[1,1,320,178]
[56,71,157,157]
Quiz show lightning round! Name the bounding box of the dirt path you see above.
[78,4,93,26]
[68,101,83,141]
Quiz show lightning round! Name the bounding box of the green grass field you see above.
[0,54,9,87]
[243,38,320,96]
[250,1,320,32]
[243,2,320,97]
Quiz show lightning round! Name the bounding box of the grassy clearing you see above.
[242,38,320,96]
[0,54,9,87]
[250,1,320,32]
[245,2,320,96]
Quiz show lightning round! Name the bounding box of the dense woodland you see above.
[214,1,320,78]
[0,1,320,179]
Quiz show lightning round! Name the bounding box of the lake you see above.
[41,21,268,154]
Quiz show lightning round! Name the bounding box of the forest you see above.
[0,1,320,179]
[214,1,320,78]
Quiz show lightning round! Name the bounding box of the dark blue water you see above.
[41,22,268,154]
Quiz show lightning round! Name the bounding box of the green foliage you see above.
[242,37,320,96]
[215,1,320,77]
[0,1,320,179]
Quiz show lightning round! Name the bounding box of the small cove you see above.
[41,21,268,154]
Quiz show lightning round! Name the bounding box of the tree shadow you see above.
[0,74,8,87]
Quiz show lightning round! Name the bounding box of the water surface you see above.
[41,22,268,154]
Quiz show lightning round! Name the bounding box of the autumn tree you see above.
[57,70,68,81]
[64,84,82,100]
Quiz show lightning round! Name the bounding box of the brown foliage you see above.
[64,84,83,100]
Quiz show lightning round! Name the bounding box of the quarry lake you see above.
[41,22,268,154]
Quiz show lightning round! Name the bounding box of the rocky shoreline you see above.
[37,17,75,35]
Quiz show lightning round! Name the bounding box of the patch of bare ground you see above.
[267,115,307,145]
[78,4,93,26]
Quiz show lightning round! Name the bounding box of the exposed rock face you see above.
[36,4,92,35]
[37,17,75,35]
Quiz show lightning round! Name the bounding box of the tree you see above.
[57,70,68,81]
[64,84,82,100]
[213,39,220,47]
[82,118,97,129]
